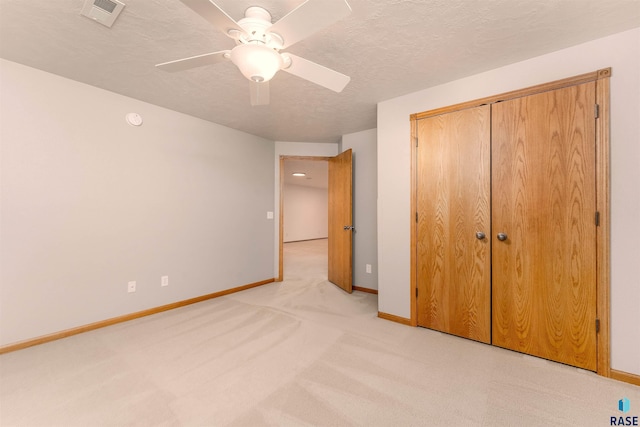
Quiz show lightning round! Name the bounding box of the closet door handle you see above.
[475,231,486,240]
[497,232,508,241]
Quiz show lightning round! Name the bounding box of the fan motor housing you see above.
[235,6,283,49]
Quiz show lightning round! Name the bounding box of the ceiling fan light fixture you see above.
[156,0,353,105]
[230,43,283,83]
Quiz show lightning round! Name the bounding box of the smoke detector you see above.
[81,0,125,28]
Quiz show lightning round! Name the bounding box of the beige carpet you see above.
[1,239,638,426]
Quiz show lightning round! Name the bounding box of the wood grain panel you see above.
[491,82,597,370]
[328,149,353,293]
[416,105,491,343]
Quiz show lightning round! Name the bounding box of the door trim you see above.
[278,155,331,281]
[410,68,610,121]
[595,69,611,377]
[409,68,611,376]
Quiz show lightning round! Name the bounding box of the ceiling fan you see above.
[156,0,352,106]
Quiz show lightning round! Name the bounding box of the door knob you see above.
[343,225,355,231]
[497,233,508,241]
[475,231,486,240]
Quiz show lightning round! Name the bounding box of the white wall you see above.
[0,59,275,346]
[377,28,640,375]
[341,129,378,290]
[274,142,339,275]
[283,184,328,242]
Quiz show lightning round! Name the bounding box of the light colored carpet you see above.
[1,239,638,426]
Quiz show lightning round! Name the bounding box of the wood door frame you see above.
[278,155,331,281]
[409,68,611,377]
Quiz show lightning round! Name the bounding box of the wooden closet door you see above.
[491,82,597,370]
[416,105,491,343]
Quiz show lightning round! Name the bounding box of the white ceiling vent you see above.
[81,0,125,28]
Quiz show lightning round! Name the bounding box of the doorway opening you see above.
[279,156,330,281]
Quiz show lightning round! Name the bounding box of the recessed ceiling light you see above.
[292,172,306,177]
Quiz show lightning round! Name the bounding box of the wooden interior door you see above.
[328,149,353,293]
[491,82,598,370]
[416,105,492,343]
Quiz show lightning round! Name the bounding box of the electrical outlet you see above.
[267,211,274,219]
[128,281,136,293]
[161,276,169,287]
[366,264,372,274]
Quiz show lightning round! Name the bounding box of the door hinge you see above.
[596,318,600,333]
[416,287,418,297]
[595,104,600,119]
[415,212,418,223]
[415,137,418,147]
[595,211,600,226]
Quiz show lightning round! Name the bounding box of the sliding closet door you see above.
[416,105,491,343]
[491,82,597,370]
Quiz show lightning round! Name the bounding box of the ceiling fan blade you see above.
[156,50,230,72]
[180,0,244,37]
[268,0,351,49]
[250,81,270,106]
[281,54,350,93]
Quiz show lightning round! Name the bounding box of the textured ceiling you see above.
[1,0,639,143]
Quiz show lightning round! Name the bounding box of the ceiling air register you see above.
[81,0,125,28]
